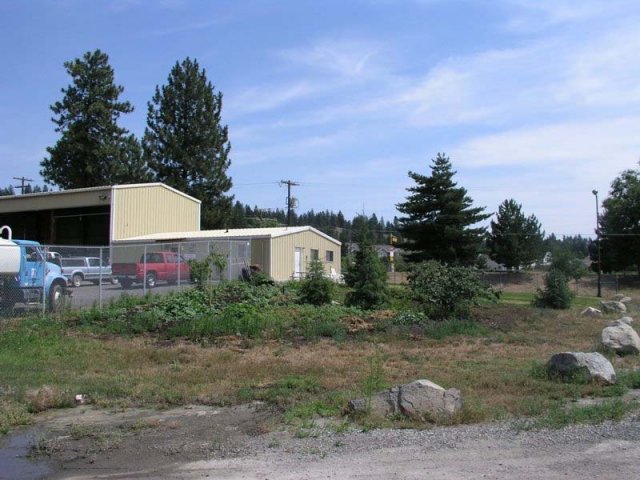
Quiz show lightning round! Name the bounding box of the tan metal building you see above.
[115,226,342,282]
[0,183,200,245]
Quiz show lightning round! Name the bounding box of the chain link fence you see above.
[0,239,252,317]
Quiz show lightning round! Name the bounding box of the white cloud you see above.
[228,82,318,114]
[451,116,640,173]
[278,37,389,78]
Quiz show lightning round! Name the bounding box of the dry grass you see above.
[2,297,640,432]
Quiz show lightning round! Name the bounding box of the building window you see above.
[325,250,334,262]
[310,249,319,260]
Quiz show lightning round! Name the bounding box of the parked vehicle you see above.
[60,257,118,287]
[112,251,191,288]
[0,225,69,311]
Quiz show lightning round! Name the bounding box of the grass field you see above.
[1,283,639,435]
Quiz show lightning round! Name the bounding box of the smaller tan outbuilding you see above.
[115,226,341,282]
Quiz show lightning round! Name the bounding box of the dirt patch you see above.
[27,403,277,478]
[472,304,534,331]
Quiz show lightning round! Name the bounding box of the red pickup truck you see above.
[112,252,191,288]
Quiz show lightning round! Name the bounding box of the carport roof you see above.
[115,226,341,245]
[0,183,200,214]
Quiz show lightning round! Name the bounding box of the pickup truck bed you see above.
[112,252,190,288]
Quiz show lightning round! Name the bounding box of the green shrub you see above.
[298,257,334,306]
[533,270,573,309]
[408,260,498,319]
[188,251,227,286]
[344,228,388,310]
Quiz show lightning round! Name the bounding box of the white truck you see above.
[0,226,69,312]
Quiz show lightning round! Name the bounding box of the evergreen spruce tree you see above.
[486,199,544,269]
[143,57,232,229]
[344,220,388,309]
[41,49,148,188]
[396,153,489,265]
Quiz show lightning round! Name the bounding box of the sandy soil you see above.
[3,402,639,480]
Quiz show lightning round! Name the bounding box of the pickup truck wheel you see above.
[146,272,157,288]
[120,279,132,289]
[48,283,64,313]
[72,273,83,288]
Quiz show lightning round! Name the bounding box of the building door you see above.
[294,247,303,279]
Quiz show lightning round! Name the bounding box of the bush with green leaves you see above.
[188,251,227,287]
[298,257,334,305]
[344,228,388,310]
[407,260,498,319]
[533,269,574,309]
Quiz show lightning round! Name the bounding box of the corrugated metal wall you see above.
[251,238,271,276]
[111,185,199,241]
[270,231,341,281]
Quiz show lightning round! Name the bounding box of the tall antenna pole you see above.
[280,180,299,226]
[13,176,33,194]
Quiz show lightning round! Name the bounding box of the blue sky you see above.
[1,0,640,236]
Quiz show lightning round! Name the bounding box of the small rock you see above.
[612,293,626,301]
[602,323,640,355]
[546,352,616,385]
[600,301,627,314]
[581,307,602,317]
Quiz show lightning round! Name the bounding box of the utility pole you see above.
[13,176,33,194]
[592,189,602,297]
[280,180,299,226]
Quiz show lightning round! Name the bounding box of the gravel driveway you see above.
[5,403,638,480]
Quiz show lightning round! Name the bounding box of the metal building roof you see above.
[116,226,341,245]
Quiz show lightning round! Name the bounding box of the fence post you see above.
[228,240,231,281]
[42,246,47,318]
[143,245,147,296]
[177,243,181,288]
[99,247,103,309]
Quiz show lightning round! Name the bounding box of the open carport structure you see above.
[0,183,200,245]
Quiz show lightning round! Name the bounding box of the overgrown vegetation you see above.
[533,270,574,309]
[298,257,334,306]
[2,276,639,437]
[407,261,498,319]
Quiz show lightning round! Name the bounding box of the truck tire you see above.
[72,273,83,288]
[48,282,64,313]
[146,272,157,288]
[120,278,132,289]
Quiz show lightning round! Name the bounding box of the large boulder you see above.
[581,307,602,318]
[602,323,640,355]
[608,316,634,327]
[348,380,463,420]
[398,380,463,420]
[546,352,616,385]
[612,294,632,303]
[600,301,627,314]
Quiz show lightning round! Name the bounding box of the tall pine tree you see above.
[41,49,148,188]
[486,199,544,269]
[396,153,489,265]
[143,58,232,229]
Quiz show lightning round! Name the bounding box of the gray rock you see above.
[348,380,463,420]
[607,316,634,326]
[546,352,616,385]
[602,323,640,355]
[581,307,602,317]
[348,387,399,417]
[398,380,463,420]
[612,293,626,301]
[620,297,632,304]
[600,301,627,314]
